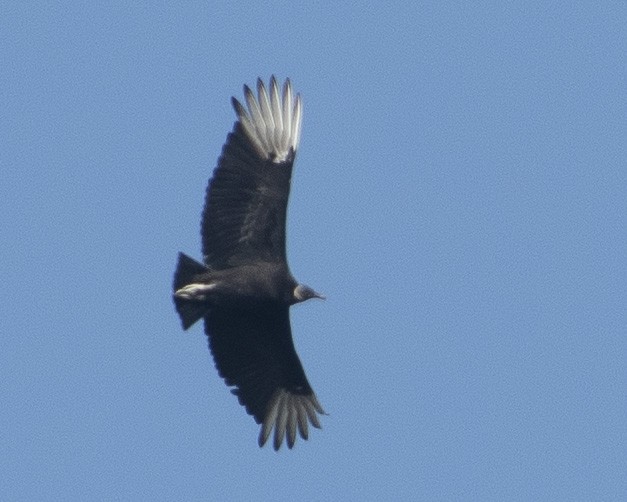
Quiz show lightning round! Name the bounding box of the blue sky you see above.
[1,2,625,500]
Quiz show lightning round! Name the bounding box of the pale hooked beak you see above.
[294,284,326,302]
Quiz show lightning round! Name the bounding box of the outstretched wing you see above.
[204,305,324,450]
[202,77,303,269]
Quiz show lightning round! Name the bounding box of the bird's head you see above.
[293,284,325,303]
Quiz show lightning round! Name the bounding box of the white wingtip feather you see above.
[258,388,325,450]
[233,76,302,163]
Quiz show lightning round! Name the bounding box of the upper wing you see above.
[202,77,303,269]
[204,305,324,450]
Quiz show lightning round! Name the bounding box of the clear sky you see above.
[1,2,625,500]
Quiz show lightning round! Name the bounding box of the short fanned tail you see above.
[173,253,210,330]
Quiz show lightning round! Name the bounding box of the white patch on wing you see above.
[258,388,325,450]
[233,76,303,164]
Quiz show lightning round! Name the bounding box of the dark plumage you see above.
[173,76,325,450]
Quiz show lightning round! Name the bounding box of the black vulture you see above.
[173,76,325,450]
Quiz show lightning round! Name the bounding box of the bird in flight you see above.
[173,76,325,450]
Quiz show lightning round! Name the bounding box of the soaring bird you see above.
[173,76,325,450]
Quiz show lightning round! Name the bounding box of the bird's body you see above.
[173,77,325,450]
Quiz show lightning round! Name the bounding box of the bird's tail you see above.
[173,252,211,330]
